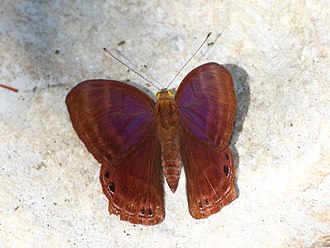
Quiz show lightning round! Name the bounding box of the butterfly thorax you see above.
[154,89,182,193]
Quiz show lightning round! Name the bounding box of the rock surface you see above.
[0,1,329,247]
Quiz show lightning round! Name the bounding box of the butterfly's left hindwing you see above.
[100,129,165,225]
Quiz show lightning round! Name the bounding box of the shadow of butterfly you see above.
[66,62,237,225]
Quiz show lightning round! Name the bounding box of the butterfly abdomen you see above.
[155,90,182,193]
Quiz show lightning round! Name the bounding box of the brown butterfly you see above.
[66,62,237,225]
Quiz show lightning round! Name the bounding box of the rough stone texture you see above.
[0,1,329,247]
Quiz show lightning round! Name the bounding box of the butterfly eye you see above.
[140,208,145,215]
[108,182,115,193]
[167,90,174,97]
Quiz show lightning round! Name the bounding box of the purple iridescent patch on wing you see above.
[66,80,155,164]
[176,62,236,150]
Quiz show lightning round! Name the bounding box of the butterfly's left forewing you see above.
[66,80,155,165]
[66,80,165,225]
[176,63,237,219]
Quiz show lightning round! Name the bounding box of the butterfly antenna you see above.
[0,83,19,92]
[103,48,161,91]
[166,32,212,89]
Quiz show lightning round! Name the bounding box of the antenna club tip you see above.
[207,32,212,38]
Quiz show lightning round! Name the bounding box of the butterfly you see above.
[65,62,237,225]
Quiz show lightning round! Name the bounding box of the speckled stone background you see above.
[0,1,329,247]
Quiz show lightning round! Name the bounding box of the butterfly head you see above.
[156,89,175,101]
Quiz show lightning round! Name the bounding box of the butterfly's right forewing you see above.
[176,63,236,150]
